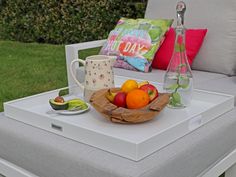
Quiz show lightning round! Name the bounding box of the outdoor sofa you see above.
[0,0,236,177]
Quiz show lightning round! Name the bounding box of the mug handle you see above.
[70,59,85,91]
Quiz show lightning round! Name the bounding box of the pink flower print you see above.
[117,19,124,25]
[119,33,151,57]
[110,34,118,41]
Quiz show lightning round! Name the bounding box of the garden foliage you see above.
[0,0,147,44]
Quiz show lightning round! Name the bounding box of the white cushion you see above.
[76,67,227,85]
[145,0,236,76]
[113,68,226,85]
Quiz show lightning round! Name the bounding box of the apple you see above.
[113,92,127,108]
[140,84,158,102]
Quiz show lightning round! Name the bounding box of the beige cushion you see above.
[76,67,227,86]
[145,0,236,76]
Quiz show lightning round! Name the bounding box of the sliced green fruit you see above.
[168,84,179,90]
[49,98,88,111]
[67,99,88,110]
[172,92,181,104]
[49,99,69,110]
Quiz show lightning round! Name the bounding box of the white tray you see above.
[4,76,235,161]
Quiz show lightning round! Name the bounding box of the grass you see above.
[0,40,100,112]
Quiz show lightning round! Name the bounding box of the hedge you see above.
[0,0,147,44]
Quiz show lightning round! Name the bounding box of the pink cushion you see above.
[152,28,207,70]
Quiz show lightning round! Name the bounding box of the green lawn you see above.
[0,40,100,112]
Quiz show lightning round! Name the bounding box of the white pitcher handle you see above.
[70,59,85,91]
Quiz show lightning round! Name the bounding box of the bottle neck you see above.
[174,27,186,52]
[177,13,184,27]
[175,26,185,37]
[174,26,187,68]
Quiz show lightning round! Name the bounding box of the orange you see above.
[121,79,138,93]
[126,89,150,109]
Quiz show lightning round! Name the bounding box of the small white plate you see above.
[54,104,90,115]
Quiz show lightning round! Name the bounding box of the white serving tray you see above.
[4,76,235,161]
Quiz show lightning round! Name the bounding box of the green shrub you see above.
[0,0,147,44]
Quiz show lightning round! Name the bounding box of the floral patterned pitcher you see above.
[70,55,116,102]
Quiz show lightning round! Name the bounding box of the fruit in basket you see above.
[49,99,69,110]
[121,79,138,93]
[138,81,149,88]
[113,92,127,108]
[126,89,150,109]
[105,89,118,102]
[140,84,159,101]
[103,80,159,109]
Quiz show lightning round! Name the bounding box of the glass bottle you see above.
[163,1,193,108]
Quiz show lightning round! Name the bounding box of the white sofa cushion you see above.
[76,67,227,86]
[145,0,236,76]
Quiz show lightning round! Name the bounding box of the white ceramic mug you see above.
[70,55,116,102]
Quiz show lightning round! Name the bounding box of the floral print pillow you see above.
[100,18,173,72]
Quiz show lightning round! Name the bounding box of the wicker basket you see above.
[90,88,170,124]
